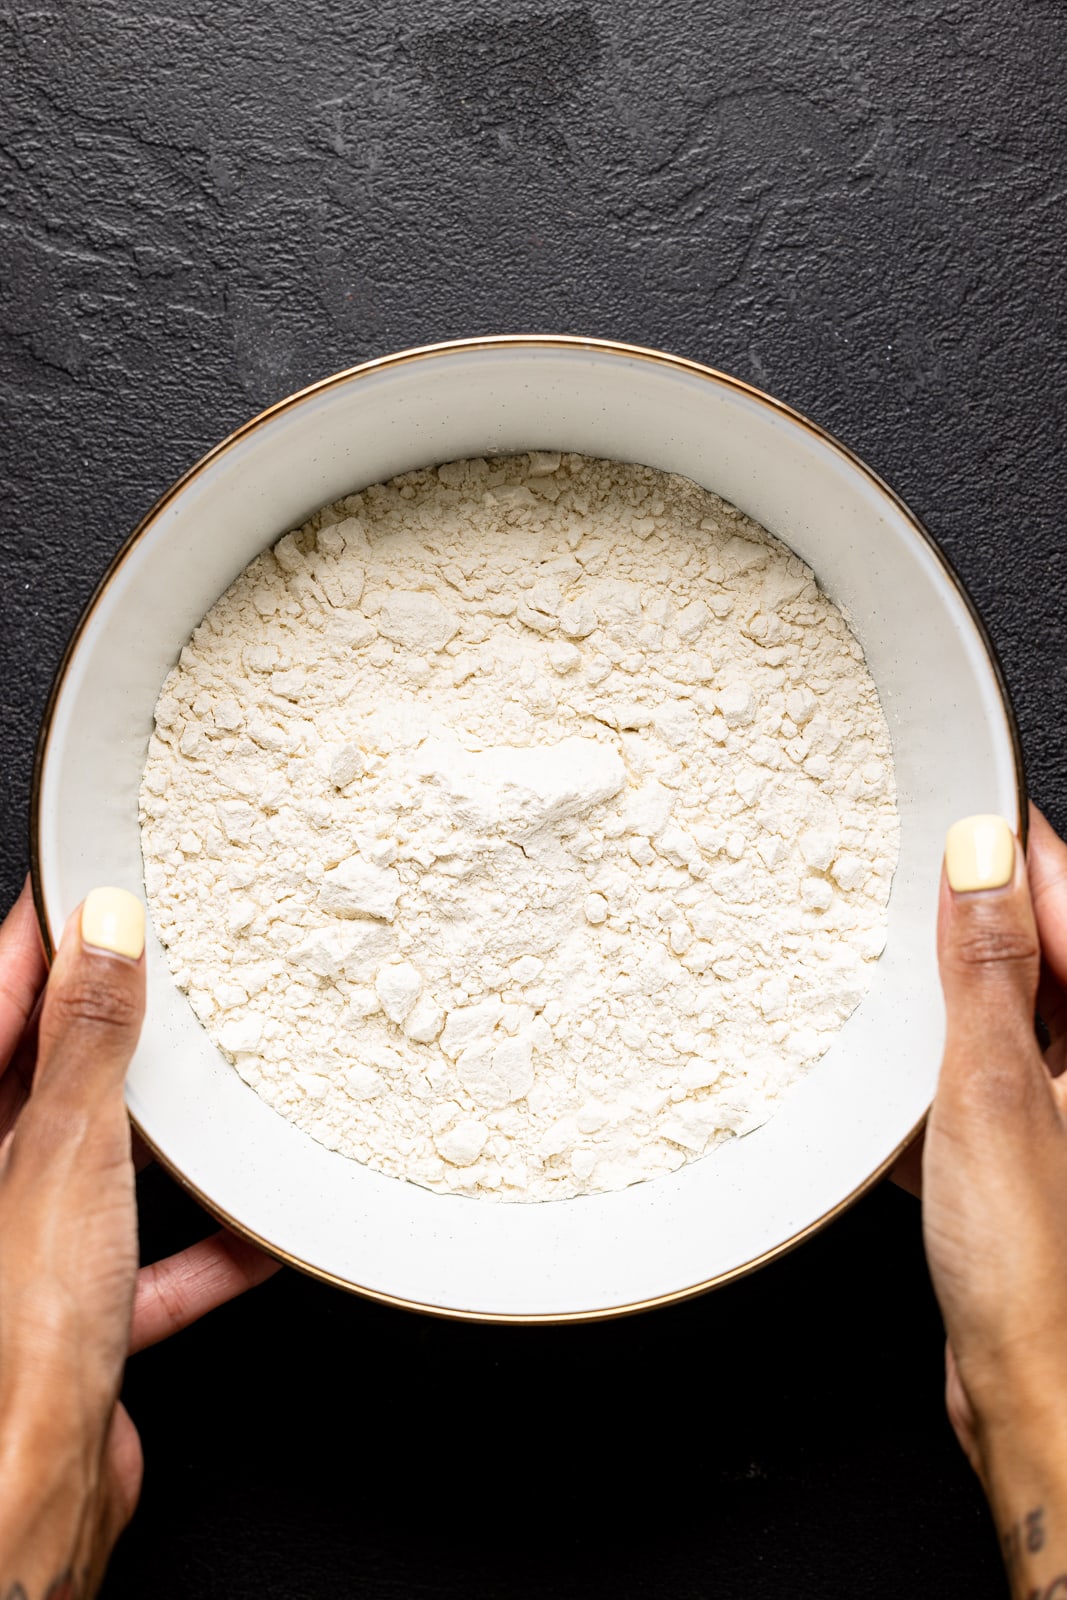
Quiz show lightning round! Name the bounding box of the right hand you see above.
[0,881,280,1597]
[924,805,1067,1595]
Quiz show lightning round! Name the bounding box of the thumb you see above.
[29,888,146,1126]
[937,814,1045,1116]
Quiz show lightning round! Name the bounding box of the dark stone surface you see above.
[2,2,1064,1595]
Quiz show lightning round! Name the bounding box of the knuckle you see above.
[49,975,141,1033]
[950,927,1040,973]
[145,1261,191,1329]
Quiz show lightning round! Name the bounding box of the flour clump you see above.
[140,453,900,1201]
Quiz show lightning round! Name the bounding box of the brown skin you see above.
[898,804,1067,1597]
[0,882,280,1598]
[6,806,1067,1594]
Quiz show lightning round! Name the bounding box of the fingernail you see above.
[81,887,145,960]
[945,815,1015,893]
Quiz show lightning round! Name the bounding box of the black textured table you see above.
[3,5,1065,1596]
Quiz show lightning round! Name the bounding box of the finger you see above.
[24,888,146,1140]
[1027,804,1067,1040]
[0,1050,31,1152]
[937,815,1047,1119]
[945,1339,983,1483]
[1047,1036,1067,1084]
[0,877,47,1073]
[0,995,43,1150]
[889,1127,924,1198]
[131,1128,154,1174]
[129,1231,282,1354]
[1029,803,1067,974]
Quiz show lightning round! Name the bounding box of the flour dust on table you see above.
[139,453,900,1201]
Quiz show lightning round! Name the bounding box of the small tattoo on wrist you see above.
[1026,1578,1067,1600]
[1005,1506,1047,1575]
[44,1574,78,1600]
[2,1571,81,1600]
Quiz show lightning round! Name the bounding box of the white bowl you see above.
[31,336,1025,1323]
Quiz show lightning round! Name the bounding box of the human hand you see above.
[922,805,1067,1597]
[0,879,281,1598]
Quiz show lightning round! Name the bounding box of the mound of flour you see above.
[140,452,899,1201]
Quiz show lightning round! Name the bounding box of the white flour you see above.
[140,453,899,1201]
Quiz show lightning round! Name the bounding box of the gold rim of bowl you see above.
[28,334,1029,1324]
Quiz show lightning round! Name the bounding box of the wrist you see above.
[977,1410,1067,1599]
[0,1405,100,1597]
[972,1361,1067,1467]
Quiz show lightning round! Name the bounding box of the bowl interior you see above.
[34,339,1021,1320]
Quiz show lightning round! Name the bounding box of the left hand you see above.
[0,878,281,1597]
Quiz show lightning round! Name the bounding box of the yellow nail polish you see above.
[944,815,1015,893]
[81,887,145,959]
